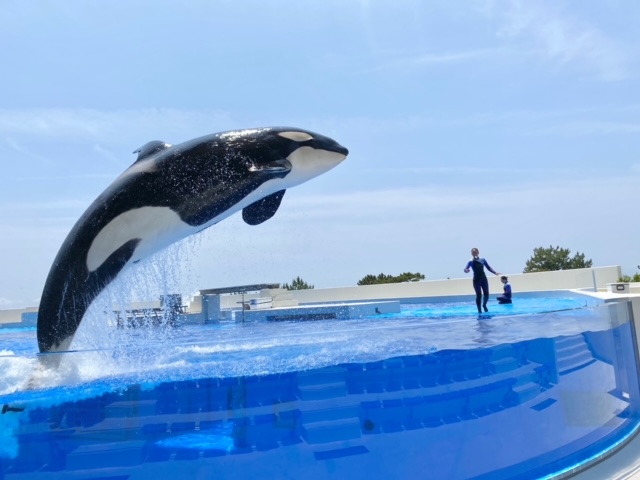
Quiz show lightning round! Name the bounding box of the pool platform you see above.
[229,300,401,322]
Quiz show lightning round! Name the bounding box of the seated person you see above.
[497,276,512,304]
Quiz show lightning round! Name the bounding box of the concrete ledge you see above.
[230,301,401,323]
[217,266,621,309]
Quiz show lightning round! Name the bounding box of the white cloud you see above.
[310,104,639,140]
[279,173,639,225]
[0,199,89,212]
[12,173,116,182]
[0,105,635,156]
[365,165,589,176]
[364,48,500,74]
[0,108,235,145]
[480,0,629,81]
[5,137,54,164]
[527,121,640,136]
[92,144,122,165]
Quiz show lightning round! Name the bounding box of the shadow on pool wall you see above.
[1,301,639,480]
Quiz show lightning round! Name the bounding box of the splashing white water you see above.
[72,240,198,352]
[0,237,210,395]
[0,350,36,396]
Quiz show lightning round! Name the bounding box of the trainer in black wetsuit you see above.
[464,248,500,314]
[497,276,512,304]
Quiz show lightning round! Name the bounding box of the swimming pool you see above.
[1,295,638,479]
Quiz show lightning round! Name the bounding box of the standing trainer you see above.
[464,248,501,314]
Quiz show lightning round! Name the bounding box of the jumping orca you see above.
[37,127,348,354]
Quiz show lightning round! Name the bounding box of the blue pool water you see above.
[1,295,638,479]
[0,296,598,395]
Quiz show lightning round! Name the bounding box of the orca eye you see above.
[278,131,314,142]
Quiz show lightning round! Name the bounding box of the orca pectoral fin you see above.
[242,190,286,226]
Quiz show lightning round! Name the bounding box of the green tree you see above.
[523,245,593,273]
[281,276,314,290]
[619,273,640,282]
[357,272,425,286]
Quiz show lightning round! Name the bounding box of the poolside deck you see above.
[228,300,401,323]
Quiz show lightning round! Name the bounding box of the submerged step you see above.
[104,400,157,418]
[512,382,542,404]
[490,357,519,374]
[555,341,589,357]
[297,367,347,386]
[301,417,362,444]
[557,350,594,374]
[300,404,361,424]
[554,335,586,350]
[66,440,146,470]
[297,382,347,401]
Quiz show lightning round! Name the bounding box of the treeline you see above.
[280,272,425,290]
[357,272,425,286]
[280,245,638,290]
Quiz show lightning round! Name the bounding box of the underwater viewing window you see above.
[1,299,639,479]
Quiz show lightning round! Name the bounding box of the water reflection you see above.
[474,318,496,346]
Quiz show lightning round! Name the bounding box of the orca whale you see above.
[37,127,348,354]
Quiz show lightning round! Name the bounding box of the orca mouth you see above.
[329,144,349,157]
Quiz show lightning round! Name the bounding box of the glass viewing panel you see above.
[0,300,638,479]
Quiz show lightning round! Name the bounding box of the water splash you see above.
[72,239,199,353]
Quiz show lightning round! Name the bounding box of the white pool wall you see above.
[214,265,623,309]
[0,265,625,324]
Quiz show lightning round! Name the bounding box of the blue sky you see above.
[0,1,639,308]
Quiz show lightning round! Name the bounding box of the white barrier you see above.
[217,266,622,309]
[0,266,623,326]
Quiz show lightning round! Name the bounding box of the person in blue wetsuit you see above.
[497,276,512,304]
[464,248,501,314]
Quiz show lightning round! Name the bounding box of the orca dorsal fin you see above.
[242,190,286,226]
[133,141,172,161]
